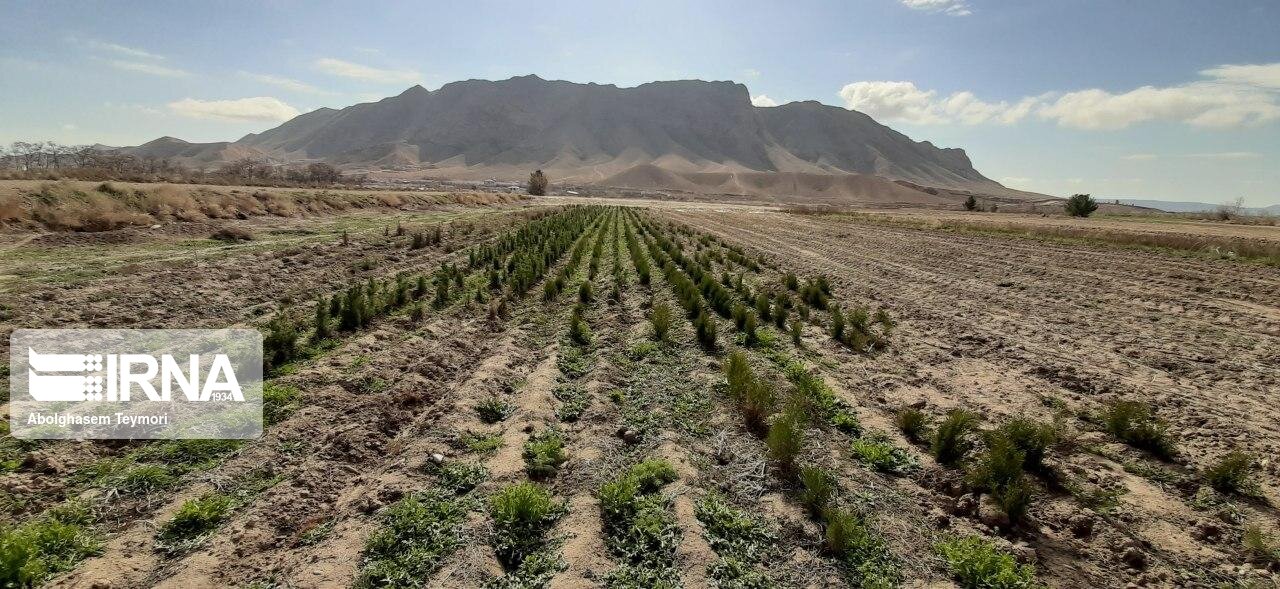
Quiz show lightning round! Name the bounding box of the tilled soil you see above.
[5,201,1280,588]
[664,206,1280,586]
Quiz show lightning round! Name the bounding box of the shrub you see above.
[724,351,752,399]
[992,418,1057,473]
[1100,400,1175,459]
[1064,193,1098,217]
[822,508,860,557]
[568,311,592,346]
[650,302,672,342]
[694,309,717,349]
[766,409,805,478]
[543,279,559,301]
[829,306,845,341]
[798,466,836,517]
[476,397,514,424]
[410,232,428,249]
[964,195,977,211]
[874,308,895,335]
[772,301,788,331]
[579,281,594,303]
[783,273,799,291]
[754,294,771,321]
[789,318,803,346]
[339,286,368,331]
[262,314,300,371]
[936,535,1043,589]
[433,278,450,309]
[723,352,776,434]
[993,478,1034,525]
[489,483,563,568]
[355,491,467,587]
[896,408,929,443]
[821,507,897,585]
[527,170,549,196]
[522,429,567,479]
[732,303,748,331]
[1204,450,1256,494]
[969,437,1026,494]
[1243,525,1280,565]
[931,410,979,466]
[312,297,332,340]
[969,437,1034,524]
[741,312,758,347]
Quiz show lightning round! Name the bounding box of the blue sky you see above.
[2,0,1277,204]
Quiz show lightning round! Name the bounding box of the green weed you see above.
[355,491,468,588]
[936,535,1043,589]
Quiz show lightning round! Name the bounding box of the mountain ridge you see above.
[119,75,1043,201]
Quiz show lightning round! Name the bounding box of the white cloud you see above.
[1038,83,1280,130]
[1199,63,1280,90]
[838,81,940,123]
[87,40,164,60]
[104,102,165,116]
[1123,151,1262,161]
[744,69,761,79]
[899,0,971,16]
[61,123,78,131]
[1000,176,1033,187]
[837,81,1035,125]
[839,61,1280,130]
[167,97,301,122]
[751,94,779,107]
[107,59,189,77]
[240,72,330,95]
[313,58,420,84]
[1186,151,1263,159]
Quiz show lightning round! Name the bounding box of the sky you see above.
[1,0,1278,205]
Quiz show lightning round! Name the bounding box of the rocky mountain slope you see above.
[122,75,1039,201]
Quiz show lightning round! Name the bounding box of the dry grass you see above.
[788,208,1280,266]
[0,180,525,232]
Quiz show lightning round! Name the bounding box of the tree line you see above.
[1,140,364,187]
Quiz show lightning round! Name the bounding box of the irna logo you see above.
[9,329,263,440]
[26,349,244,403]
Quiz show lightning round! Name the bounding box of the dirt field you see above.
[1,196,1278,588]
